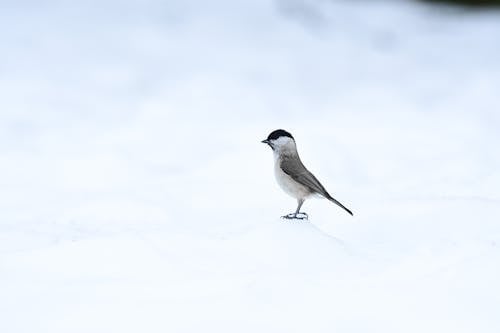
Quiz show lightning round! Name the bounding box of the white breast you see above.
[273,158,310,200]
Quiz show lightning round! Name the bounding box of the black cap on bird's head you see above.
[261,129,294,147]
[267,129,294,141]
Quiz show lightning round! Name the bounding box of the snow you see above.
[1,0,500,332]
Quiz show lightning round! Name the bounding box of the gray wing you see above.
[280,155,329,197]
[280,156,353,216]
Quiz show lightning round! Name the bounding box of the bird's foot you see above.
[281,212,309,220]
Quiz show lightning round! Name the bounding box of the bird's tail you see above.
[325,193,353,216]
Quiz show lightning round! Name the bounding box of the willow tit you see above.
[262,129,353,219]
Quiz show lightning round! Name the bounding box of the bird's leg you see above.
[281,199,308,220]
[294,198,308,219]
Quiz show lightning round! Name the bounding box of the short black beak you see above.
[261,139,270,144]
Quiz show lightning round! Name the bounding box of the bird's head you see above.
[261,129,296,154]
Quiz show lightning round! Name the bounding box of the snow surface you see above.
[1,0,500,332]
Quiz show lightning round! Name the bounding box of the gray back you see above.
[280,155,329,197]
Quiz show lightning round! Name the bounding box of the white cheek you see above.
[272,137,293,147]
[271,137,295,154]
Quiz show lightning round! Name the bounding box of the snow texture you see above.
[1,0,500,332]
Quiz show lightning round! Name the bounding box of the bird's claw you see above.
[281,212,309,220]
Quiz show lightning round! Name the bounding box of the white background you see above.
[1,0,499,332]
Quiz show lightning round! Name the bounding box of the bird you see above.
[261,129,353,220]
